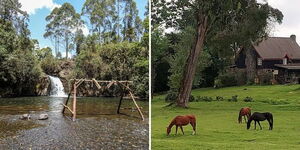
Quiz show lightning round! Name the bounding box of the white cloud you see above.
[19,0,60,15]
[259,0,300,44]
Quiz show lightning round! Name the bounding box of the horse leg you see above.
[267,119,272,130]
[257,121,262,130]
[175,125,178,135]
[180,126,184,135]
[190,122,196,135]
[254,121,257,130]
[244,116,247,123]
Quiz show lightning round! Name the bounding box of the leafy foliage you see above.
[44,3,83,58]
[167,26,211,91]
[73,42,148,98]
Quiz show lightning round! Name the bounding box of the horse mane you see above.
[186,115,196,120]
[167,118,176,129]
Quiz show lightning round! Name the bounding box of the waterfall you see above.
[48,75,67,97]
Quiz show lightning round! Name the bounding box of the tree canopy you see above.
[152,0,283,107]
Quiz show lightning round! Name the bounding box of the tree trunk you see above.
[65,35,69,59]
[176,16,208,108]
[245,47,256,83]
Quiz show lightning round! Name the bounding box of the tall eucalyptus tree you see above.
[44,3,83,58]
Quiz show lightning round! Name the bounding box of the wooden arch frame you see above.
[62,79,145,121]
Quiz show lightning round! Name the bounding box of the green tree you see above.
[44,3,83,58]
[153,0,283,107]
[82,0,117,43]
[123,0,141,42]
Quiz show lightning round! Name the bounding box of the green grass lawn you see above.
[152,85,300,150]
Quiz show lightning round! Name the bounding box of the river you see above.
[0,96,149,149]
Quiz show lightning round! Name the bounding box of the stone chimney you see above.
[290,34,296,41]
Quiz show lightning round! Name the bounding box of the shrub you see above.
[165,92,195,102]
[40,56,61,75]
[0,50,42,96]
[214,72,237,88]
[216,96,224,101]
[228,95,238,102]
[75,42,148,99]
[196,96,213,102]
[259,71,273,85]
[244,96,254,102]
[189,95,195,102]
[165,92,177,102]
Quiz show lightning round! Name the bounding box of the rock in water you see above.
[38,114,48,120]
[20,114,31,120]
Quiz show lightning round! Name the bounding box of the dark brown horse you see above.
[166,115,196,135]
[247,112,273,130]
[238,107,251,123]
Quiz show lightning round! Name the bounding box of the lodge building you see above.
[235,35,300,83]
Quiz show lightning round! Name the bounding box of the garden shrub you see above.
[189,95,195,102]
[165,92,177,102]
[259,71,273,85]
[244,96,254,102]
[214,72,237,88]
[228,95,238,102]
[165,92,195,102]
[216,96,224,101]
[196,96,213,102]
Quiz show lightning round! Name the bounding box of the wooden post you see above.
[117,88,124,114]
[62,93,71,114]
[72,83,77,121]
[129,91,145,121]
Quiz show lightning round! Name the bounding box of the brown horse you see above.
[238,107,251,123]
[166,115,196,136]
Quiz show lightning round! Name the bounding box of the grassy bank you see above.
[152,85,300,150]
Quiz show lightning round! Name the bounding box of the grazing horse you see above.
[238,107,251,123]
[166,115,196,136]
[247,112,273,130]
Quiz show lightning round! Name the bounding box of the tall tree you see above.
[44,3,83,58]
[82,0,117,43]
[123,0,140,42]
[153,0,283,107]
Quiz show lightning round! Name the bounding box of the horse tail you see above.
[238,109,242,123]
[270,113,273,129]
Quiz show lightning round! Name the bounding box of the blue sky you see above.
[19,0,147,56]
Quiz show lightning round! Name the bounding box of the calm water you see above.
[0,96,149,149]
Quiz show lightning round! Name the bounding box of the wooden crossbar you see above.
[70,79,132,83]
[61,103,74,114]
[92,78,101,89]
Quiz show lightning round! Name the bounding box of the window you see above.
[283,58,287,65]
[257,58,262,66]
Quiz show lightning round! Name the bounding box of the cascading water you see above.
[48,75,67,97]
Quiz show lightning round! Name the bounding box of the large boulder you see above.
[38,114,48,120]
